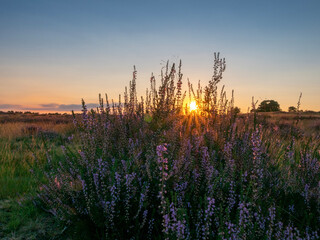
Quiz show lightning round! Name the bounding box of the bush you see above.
[288,106,297,112]
[34,54,320,239]
[257,100,281,112]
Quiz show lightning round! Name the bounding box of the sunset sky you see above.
[0,0,319,112]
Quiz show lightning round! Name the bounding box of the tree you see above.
[288,106,297,112]
[257,100,281,112]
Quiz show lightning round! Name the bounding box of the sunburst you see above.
[189,101,198,112]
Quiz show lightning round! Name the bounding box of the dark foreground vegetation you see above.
[1,55,320,239]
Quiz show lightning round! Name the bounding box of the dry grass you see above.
[0,122,73,139]
[0,112,74,139]
[257,112,320,138]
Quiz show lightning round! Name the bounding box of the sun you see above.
[189,101,198,112]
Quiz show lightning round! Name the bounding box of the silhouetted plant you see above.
[257,100,281,112]
[288,106,297,112]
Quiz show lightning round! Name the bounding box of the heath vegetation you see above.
[1,53,320,239]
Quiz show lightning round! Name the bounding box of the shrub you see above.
[34,54,320,239]
[257,100,281,112]
[288,106,297,112]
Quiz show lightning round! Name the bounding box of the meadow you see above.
[1,56,320,239]
[0,112,75,239]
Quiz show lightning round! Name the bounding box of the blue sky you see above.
[0,0,319,112]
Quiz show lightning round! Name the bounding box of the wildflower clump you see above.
[35,53,320,239]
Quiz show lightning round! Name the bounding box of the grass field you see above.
[0,113,75,239]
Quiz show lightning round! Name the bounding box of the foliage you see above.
[0,199,66,240]
[34,54,320,239]
[288,106,297,112]
[233,106,241,114]
[0,118,75,239]
[0,121,73,199]
[257,100,281,112]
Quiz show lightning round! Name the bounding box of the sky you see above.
[0,0,319,113]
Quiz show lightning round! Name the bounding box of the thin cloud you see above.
[57,104,100,111]
[0,103,100,112]
[40,103,60,108]
[0,104,24,109]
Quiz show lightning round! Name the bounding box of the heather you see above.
[28,54,320,239]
